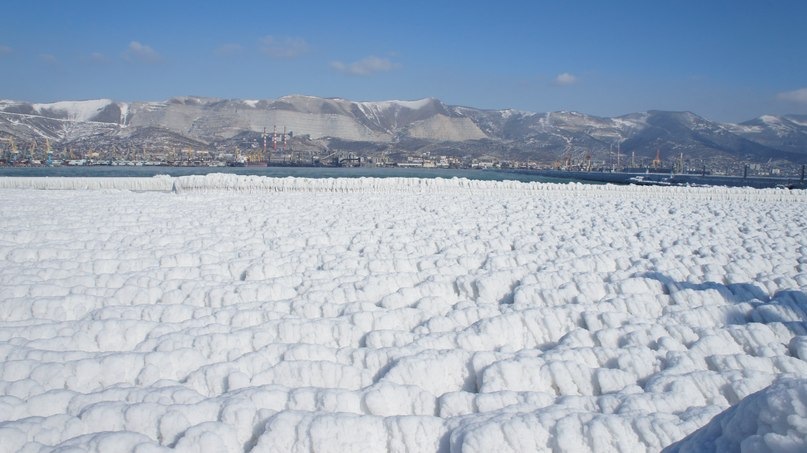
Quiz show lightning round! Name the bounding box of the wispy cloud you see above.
[330,56,400,76]
[40,53,58,64]
[214,43,243,57]
[259,36,309,59]
[553,72,578,86]
[0,45,11,56]
[777,88,807,104]
[124,41,162,63]
[86,52,107,63]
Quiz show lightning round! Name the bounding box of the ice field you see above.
[1,174,806,452]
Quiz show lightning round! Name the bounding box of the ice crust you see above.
[0,175,806,452]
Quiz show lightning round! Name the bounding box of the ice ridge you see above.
[0,174,804,203]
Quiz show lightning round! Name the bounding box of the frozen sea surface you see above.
[0,174,806,452]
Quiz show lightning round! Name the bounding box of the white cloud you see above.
[554,72,578,86]
[777,88,807,104]
[0,45,11,56]
[331,56,400,76]
[259,36,309,59]
[125,41,162,63]
[214,43,243,57]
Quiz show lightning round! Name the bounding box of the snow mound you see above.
[663,378,807,453]
[0,175,174,191]
[170,174,803,202]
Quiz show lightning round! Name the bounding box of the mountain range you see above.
[1,95,805,166]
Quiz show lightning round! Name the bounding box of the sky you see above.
[1,0,806,122]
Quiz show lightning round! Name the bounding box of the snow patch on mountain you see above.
[727,123,764,134]
[787,116,807,127]
[407,115,488,141]
[360,98,437,111]
[498,108,531,119]
[31,99,114,122]
[119,102,130,126]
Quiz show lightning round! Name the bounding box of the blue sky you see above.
[1,0,806,122]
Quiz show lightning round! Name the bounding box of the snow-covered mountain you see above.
[0,96,804,164]
[729,114,807,155]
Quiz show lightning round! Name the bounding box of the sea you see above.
[0,166,585,184]
[2,166,802,188]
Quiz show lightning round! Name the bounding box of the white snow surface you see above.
[31,99,114,122]
[1,175,806,452]
[359,98,436,111]
[788,116,807,127]
[663,377,807,453]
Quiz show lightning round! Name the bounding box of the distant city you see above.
[3,142,805,182]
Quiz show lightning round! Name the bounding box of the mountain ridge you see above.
[1,96,805,166]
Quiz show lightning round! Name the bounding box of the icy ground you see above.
[1,175,806,452]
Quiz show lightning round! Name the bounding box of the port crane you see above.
[45,138,53,166]
[28,141,37,164]
[1,137,18,163]
[652,149,662,169]
[556,144,590,171]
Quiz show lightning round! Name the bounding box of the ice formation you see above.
[0,174,806,452]
[663,378,807,453]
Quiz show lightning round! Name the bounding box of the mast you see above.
[263,127,268,165]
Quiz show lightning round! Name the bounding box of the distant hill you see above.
[1,96,805,165]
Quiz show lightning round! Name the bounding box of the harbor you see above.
[502,167,807,189]
[2,163,806,189]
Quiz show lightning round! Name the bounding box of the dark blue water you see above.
[3,166,801,188]
[0,165,579,184]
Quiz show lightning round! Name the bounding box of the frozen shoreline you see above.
[0,177,806,452]
[0,173,805,201]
